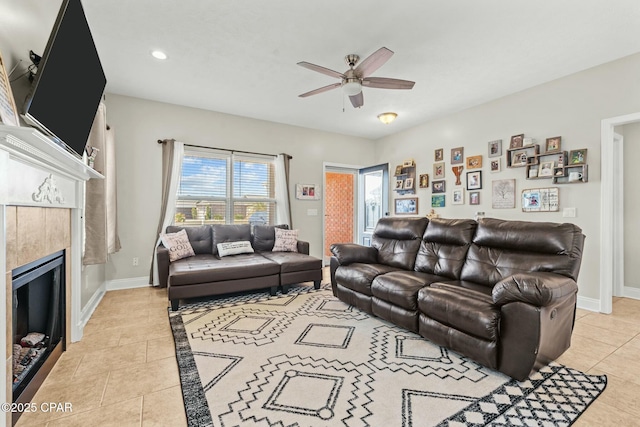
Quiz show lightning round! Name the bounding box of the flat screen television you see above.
[22,0,106,159]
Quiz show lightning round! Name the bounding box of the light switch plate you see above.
[307,209,318,216]
[563,207,576,218]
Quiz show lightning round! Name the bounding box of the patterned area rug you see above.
[169,285,607,427]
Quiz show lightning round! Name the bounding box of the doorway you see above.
[323,165,357,265]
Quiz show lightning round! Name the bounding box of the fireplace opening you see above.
[11,250,66,408]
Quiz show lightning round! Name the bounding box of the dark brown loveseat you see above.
[157,224,322,310]
[330,217,584,380]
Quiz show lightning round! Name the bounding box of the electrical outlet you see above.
[132,257,139,266]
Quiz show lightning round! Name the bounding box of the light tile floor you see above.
[14,271,640,426]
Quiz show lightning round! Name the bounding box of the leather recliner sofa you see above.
[157,224,322,310]
[330,216,584,381]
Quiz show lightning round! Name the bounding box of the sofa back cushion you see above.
[166,225,212,255]
[461,218,585,286]
[252,224,289,251]
[212,224,252,256]
[371,217,428,270]
[414,218,477,279]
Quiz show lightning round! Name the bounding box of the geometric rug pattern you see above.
[169,285,607,427]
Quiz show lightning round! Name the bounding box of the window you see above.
[174,147,276,226]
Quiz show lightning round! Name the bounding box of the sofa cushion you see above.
[217,241,254,257]
[252,225,289,251]
[166,225,212,255]
[259,251,322,273]
[273,228,299,252]
[414,218,476,279]
[371,217,428,270]
[371,271,442,310]
[160,229,195,262]
[168,253,279,286]
[212,224,251,256]
[334,263,401,296]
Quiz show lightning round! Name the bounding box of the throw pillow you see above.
[272,228,299,252]
[160,229,195,262]
[217,240,254,257]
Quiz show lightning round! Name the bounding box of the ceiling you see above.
[77,1,640,140]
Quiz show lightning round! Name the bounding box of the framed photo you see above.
[431,195,445,208]
[569,149,587,165]
[394,165,403,176]
[469,191,480,205]
[466,171,482,190]
[510,150,528,167]
[538,161,554,177]
[466,155,482,169]
[545,136,561,153]
[296,183,318,200]
[452,188,464,205]
[509,134,524,149]
[433,162,445,179]
[488,139,502,158]
[0,51,20,127]
[402,159,415,167]
[492,179,516,209]
[451,147,464,164]
[435,148,444,162]
[521,187,559,212]
[404,177,414,189]
[432,180,446,194]
[395,197,418,215]
[490,158,501,173]
[395,179,404,190]
[419,174,429,188]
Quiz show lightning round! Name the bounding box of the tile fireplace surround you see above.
[0,124,101,425]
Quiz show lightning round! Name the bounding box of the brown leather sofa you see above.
[157,224,322,310]
[330,217,584,381]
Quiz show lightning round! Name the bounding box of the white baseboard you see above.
[77,281,106,335]
[623,286,640,300]
[105,276,151,291]
[577,295,601,312]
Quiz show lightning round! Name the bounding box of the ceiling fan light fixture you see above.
[342,81,362,96]
[378,112,398,124]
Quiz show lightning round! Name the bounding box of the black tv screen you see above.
[23,0,106,159]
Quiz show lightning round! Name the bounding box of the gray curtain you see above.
[83,101,121,265]
[282,153,292,227]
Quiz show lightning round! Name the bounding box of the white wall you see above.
[622,122,640,290]
[103,94,375,281]
[375,52,640,302]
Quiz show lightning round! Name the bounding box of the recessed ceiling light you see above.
[151,50,167,60]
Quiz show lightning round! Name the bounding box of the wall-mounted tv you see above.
[22,0,106,159]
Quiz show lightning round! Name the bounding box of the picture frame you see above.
[538,161,554,177]
[521,187,559,212]
[466,171,482,190]
[492,179,516,209]
[510,149,528,167]
[452,188,464,205]
[296,183,319,200]
[490,158,501,173]
[419,174,429,188]
[569,149,587,165]
[509,134,524,149]
[395,179,404,190]
[451,147,464,165]
[394,165,404,176]
[466,155,482,169]
[431,195,445,208]
[433,162,445,179]
[488,139,502,158]
[395,197,418,215]
[432,180,446,194]
[545,136,561,153]
[435,148,444,162]
[469,191,480,205]
[0,51,20,127]
[403,177,414,189]
[402,159,415,167]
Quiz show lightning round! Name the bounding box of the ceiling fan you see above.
[297,47,415,108]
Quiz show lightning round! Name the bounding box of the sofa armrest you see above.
[156,244,170,289]
[330,243,378,265]
[492,272,578,307]
[296,240,310,255]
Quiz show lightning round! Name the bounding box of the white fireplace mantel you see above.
[0,123,103,410]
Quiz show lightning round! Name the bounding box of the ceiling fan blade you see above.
[297,61,346,79]
[362,77,415,90]
[298,82,341,98]
[354,47,394,77]
[349,92,364,108]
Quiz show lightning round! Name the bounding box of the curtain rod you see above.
[156,139,292,159]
